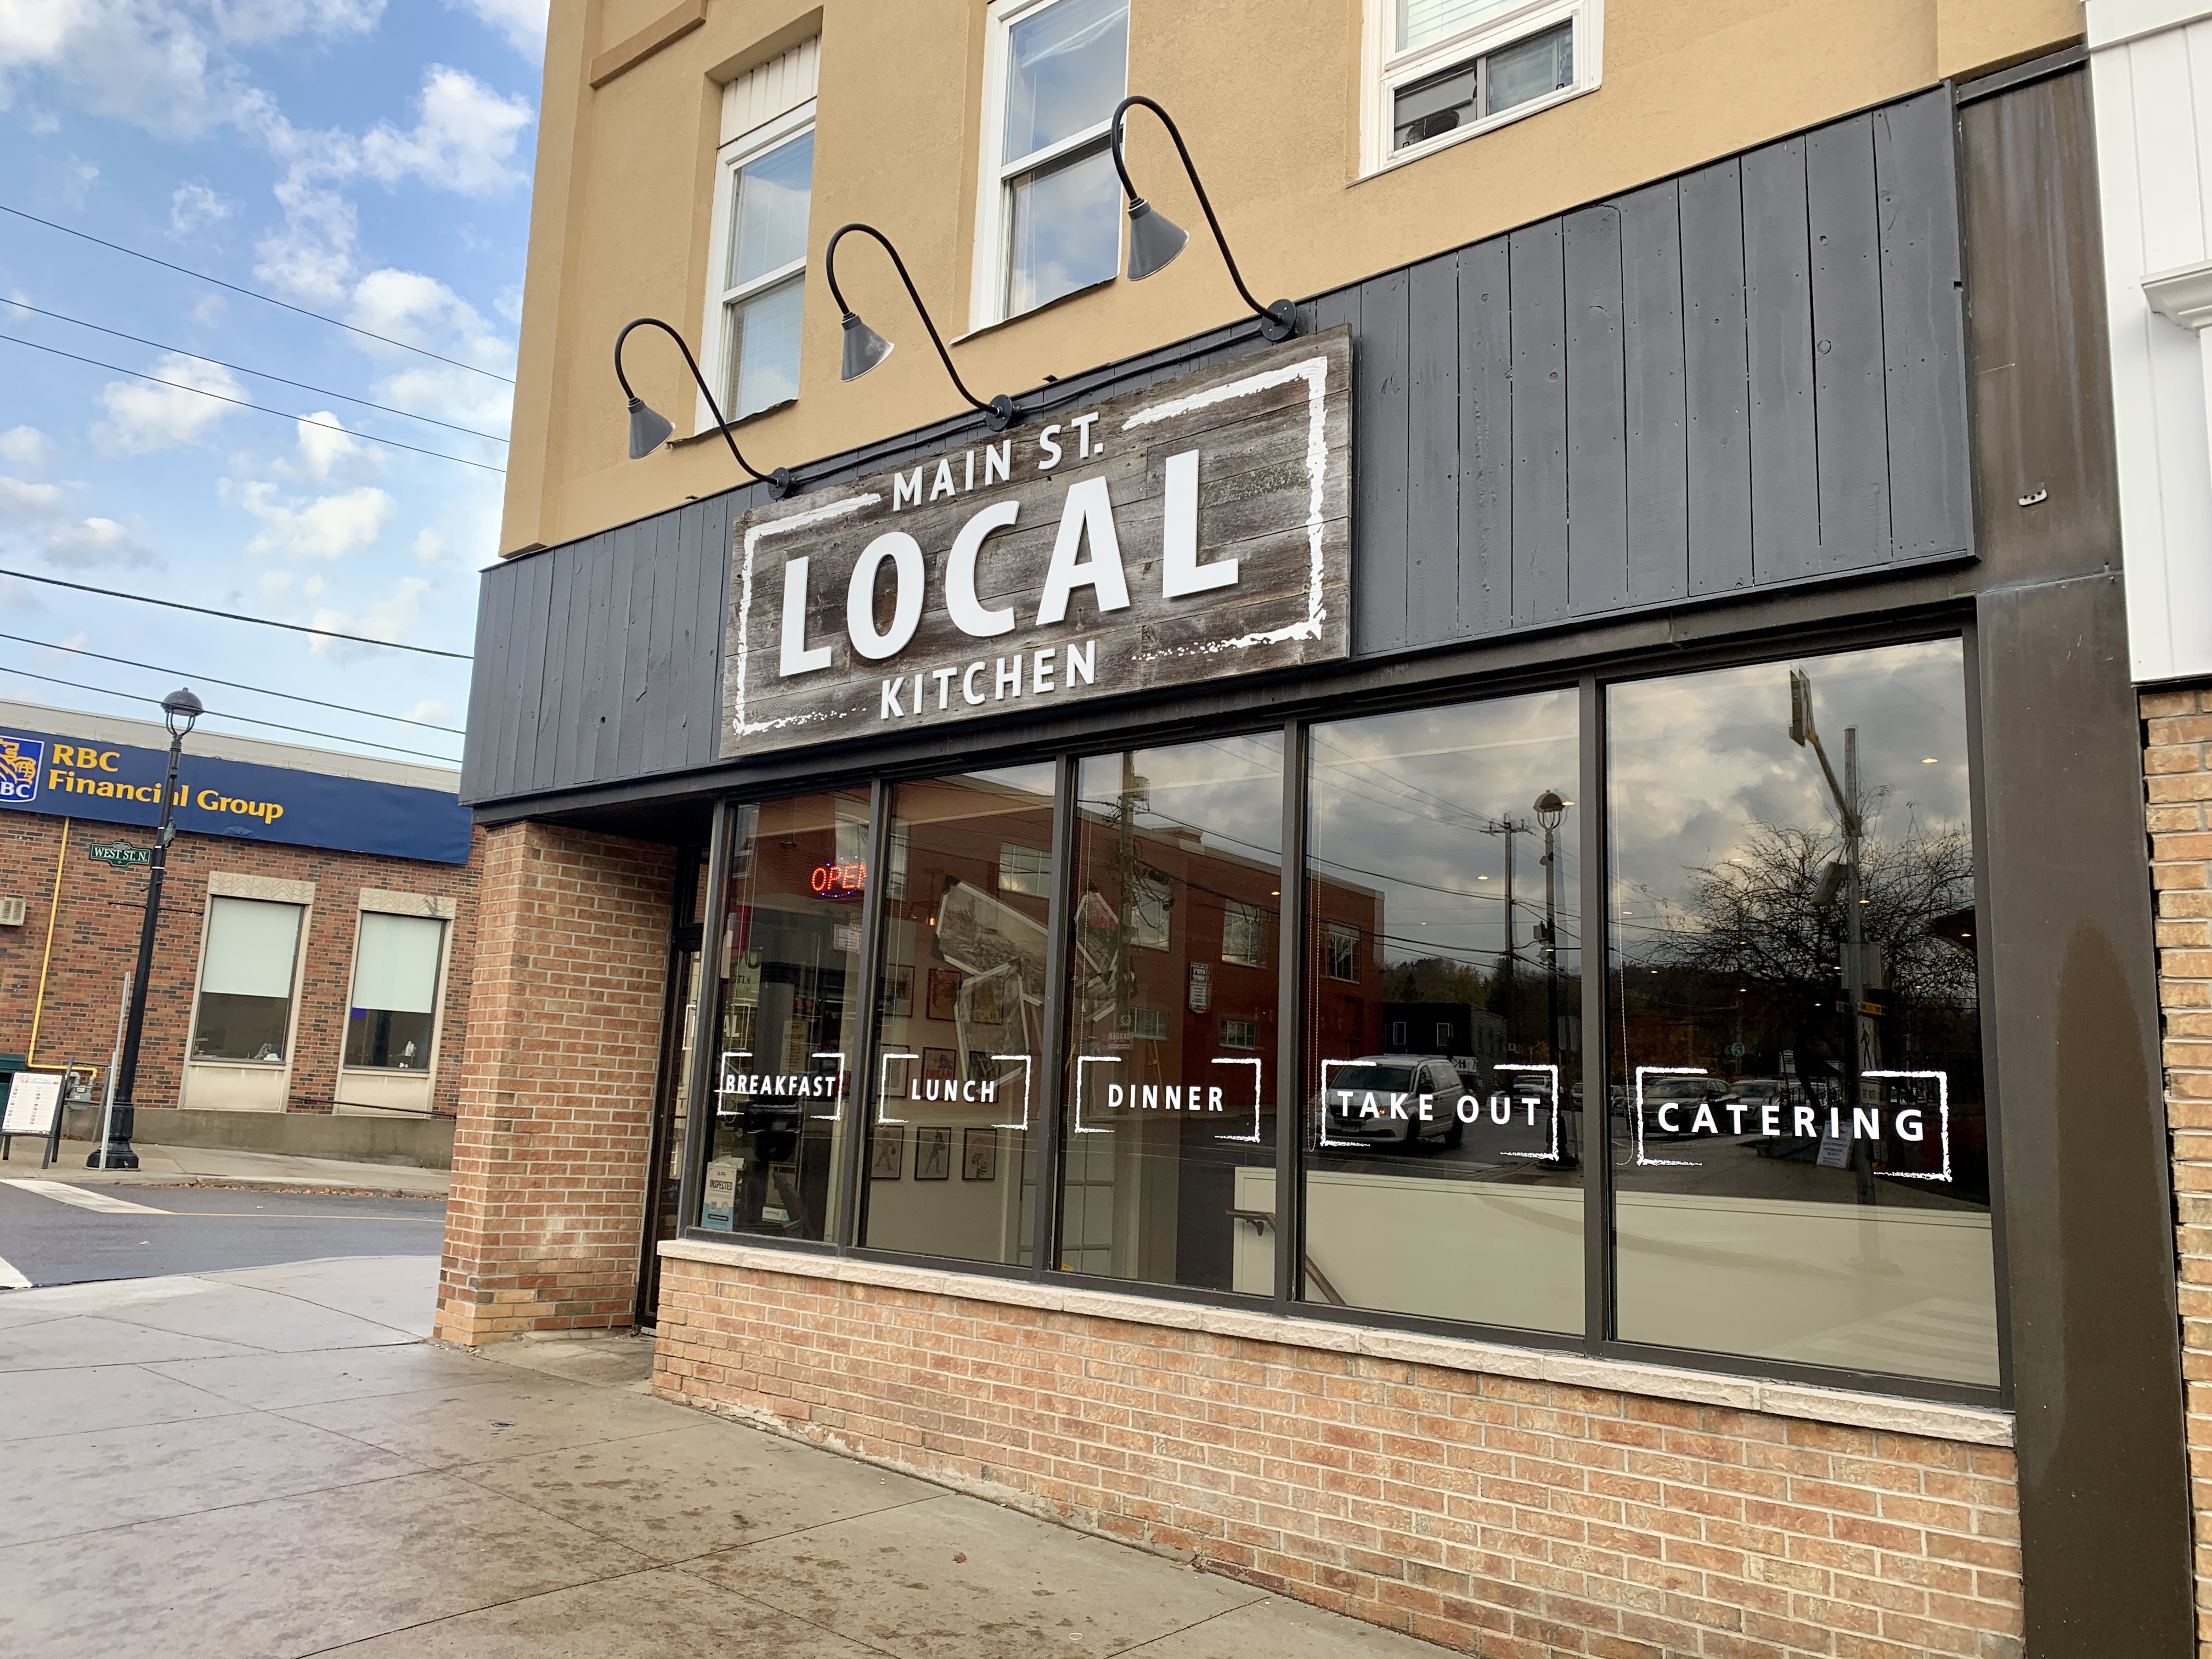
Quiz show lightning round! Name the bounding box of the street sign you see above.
[85,838,151,868]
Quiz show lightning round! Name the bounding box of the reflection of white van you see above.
[1314,1055,1465,1150]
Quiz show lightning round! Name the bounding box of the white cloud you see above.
[170,178,232,233]
[0,477,65,521]
[413,528,444,563]
[0,425,59,473]
[91,352,243,454]
[444,0,544,59]
[284,411,376,482]
[360,64,531,196]
[191,292,225,325]
[42,515,156,568]
[234,479,394,561]
[256,568,292,602]
[253,169,358,304]
[409,696,454,725]
[58,630,88,650]
[308,574,428,661]
[59,154,98,206]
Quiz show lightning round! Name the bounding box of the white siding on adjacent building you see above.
[2090,1,2212,682]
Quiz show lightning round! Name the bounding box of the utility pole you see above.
[1534,791,1565,1059]
[91,687,200,1171]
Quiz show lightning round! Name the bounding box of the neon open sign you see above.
[810,860,866,899]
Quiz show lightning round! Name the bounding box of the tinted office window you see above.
[345,912,445,1069]
[699,790,869,1242]
[1304,692,1583,1331]
[862,765,1056,1265]
[998,0,1127,317]
[1061,733,1281,1291]
[1607,641,1996,1386]
[192,896,304,1062]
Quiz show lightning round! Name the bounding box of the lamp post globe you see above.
[92,686,201,1170]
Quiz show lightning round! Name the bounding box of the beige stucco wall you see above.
[501,0,2084,558]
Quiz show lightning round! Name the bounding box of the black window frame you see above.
[673,614,2008,1411]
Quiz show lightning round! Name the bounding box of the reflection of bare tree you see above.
[1655,820,1976,1007]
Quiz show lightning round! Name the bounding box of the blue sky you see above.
[0,0,548,773]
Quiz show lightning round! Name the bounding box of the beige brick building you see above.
[441,3,2198,1654]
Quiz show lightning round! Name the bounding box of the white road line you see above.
[0,1253,29,1289]
[0,1179,167,1214]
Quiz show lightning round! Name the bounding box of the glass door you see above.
[635,845,707,1327]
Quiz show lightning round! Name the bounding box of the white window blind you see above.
[1396,0,1520,53]
[200,898,303,998]
[352,912,444,1014]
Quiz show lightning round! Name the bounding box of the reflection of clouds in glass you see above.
[1310,692,1578,970]
[732,132,814,285]
[1009,145,1119,314]
[1080,732,1284,866]
[1608,640,1969,938]
[729,277,803,418]
[1004,0,1128,160]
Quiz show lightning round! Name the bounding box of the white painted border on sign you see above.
[732,493,881,742]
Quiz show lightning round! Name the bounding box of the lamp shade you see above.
[1126,198,1188,282]
[162,686,203,736]
[1533,789,1565,830]
[627,397,674,459]
[840,313,894,381]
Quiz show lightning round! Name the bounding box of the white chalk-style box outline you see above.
[731,492,882,744]
[714,1050,751,1117]
[1496,1063,1564,1160]
[1073,1054,1122,1135]
[990,1054,1034,1132]
[1861,1069,1953,1182]
[806,1052,847,1122]
[1633,1065,1707,1167]
[1315,1057,1363,1149]
[875,1051,920,1126]
[1213,1056,1265,1143]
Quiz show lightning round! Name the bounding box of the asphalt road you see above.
[0,1180,447,1288]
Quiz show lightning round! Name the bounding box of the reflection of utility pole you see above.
[1482,816,1519,1046]
[1534,791,1565,1059]
[1115,754,1143,1027]
[1788,670,1885,1240]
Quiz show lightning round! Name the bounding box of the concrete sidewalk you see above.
[13,1137,450,1197]
[0,1255,1446,1659]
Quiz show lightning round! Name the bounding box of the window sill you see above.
[188,1057,287,1068]
[659,1235,2015,1447]
[950,272,1117,348]
[673,397,797,449]
[1358,79,1597,184]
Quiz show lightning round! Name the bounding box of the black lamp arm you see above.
[824,223,1000,420]
[1109,94,1287,331]
[613,317,788,492]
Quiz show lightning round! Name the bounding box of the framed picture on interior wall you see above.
[922,1046,957,1084]
[915,1126,953,1181]
[962,1126,997,1182]
[869,1128,904,1180]
[927,967,962,1022]
[882,964,914,1019]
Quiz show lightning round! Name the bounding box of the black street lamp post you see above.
[1534,790,1565,1060]
[92,686,201,1171]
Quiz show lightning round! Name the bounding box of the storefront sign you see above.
[0,720,471,864]
[721,328,1353,756]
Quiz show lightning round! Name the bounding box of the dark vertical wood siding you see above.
[464,89,1969,804]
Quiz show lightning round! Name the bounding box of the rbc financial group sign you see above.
[0,723,471,865]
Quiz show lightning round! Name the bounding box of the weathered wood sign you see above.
[720,328,1352,757]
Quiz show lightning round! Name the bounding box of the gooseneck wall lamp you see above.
[614,316,793,498]
[825,223,1017,432]
[1110,95,1298,343]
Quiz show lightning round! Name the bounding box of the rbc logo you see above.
[0,733,44,804]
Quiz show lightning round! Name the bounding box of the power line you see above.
[0,661,462,763]
[0,334,505,473]
[2,297,510,444]
[0,631,463,733]
[0,202,516,384]
[0,567,472,660]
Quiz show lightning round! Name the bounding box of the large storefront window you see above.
[679,636,2001,1397]
[192,896,304,1062]
[1606,641,1995,1386]
[343,913,445,1069]
[1304,691,1582,1331]
[698,789,869,1242]
[1060,734,1282,1292]
[861,765,1055,1264]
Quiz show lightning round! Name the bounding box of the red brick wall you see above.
[435,821,675,1344]
[0,807,481,1113]
[2141,686,2212,1652]
[655,1255,2023,1658]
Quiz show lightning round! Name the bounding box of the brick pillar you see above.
[2143,685,2212,1647]
[436,821,675,1345]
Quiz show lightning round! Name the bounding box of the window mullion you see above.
[1578,673,1611,1353]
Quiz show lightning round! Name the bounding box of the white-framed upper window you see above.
[1362,0,1600,177]
[698,40,820,430]
[972,0,1129,330]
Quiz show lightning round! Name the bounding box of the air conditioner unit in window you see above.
[0,895,26,926]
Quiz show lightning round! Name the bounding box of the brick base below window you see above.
[654,1251,2023,1657]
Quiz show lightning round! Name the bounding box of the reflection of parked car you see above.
[1638,1075,1726,1139]
[1314,1055,1465,1150]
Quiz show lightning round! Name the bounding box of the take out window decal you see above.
[721,329,1353,758]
